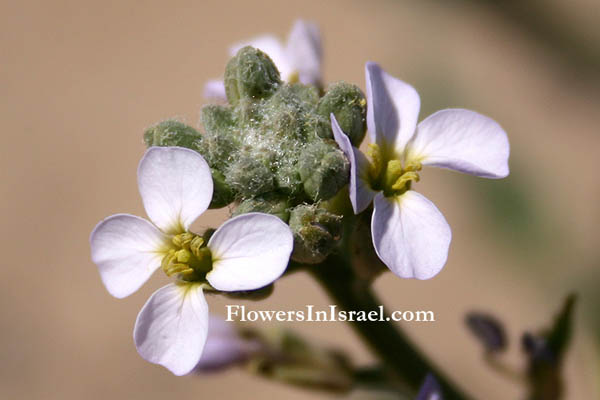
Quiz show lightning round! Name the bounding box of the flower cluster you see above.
[90,19,509,379]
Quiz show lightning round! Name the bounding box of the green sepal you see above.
[233,193,291,222]
[225,153,276,198]
[299,140,349,202]
[200,105,239,170]
[289,205,343,264]
[209,168,235,209]
[143,120,204,151]
[224,46,282,106]
[317,82,367,146]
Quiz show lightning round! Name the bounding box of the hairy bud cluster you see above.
[144,46,367,262]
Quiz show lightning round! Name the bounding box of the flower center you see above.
[161,232,213,282]
[367,143,421,197]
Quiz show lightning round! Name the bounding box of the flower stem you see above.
[311,253,470,400]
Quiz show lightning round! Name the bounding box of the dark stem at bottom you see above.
[311,253,471,400]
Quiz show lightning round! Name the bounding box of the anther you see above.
[391,171,420,191]
[190,236,204,258]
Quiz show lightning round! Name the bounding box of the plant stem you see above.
[311,253,471,400]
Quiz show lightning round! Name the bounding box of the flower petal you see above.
[365,62,420,154]
[406,109,510,178]
[134,283,209,376]
[90,214,168,298]
[206,213,293,291]
[229,35,292,80]
[331,114,376,213]
[195,314,260,371]
[371,191,451,280]
[138,146,213,234]
[286,20,322,86]
[203,79,227,101]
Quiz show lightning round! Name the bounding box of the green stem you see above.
[311,253,471,400]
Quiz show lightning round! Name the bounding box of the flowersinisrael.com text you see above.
[226,305,435,323]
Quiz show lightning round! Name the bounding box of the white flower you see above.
[90,146,293,375]
[204,19,322,99]
[332,63,509,280]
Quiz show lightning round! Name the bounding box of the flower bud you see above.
[201,104,234,134]
[201,105,239,170]
[143,120,204,151]
[289,205,342,264]
[305,114,333,140]
[225,152,275,198]
[233,193,291,222]
[209,168,235,209]
[465,312,507,353]
[224,46,281,106]
[288,83,320,105]
[274,160,303,196]
[261,84,318,142]
[317,82,367,146]
[299,141,349,202]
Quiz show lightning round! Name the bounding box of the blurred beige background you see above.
[1,0,599,399]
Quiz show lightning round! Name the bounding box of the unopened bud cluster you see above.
[144,46,367,263]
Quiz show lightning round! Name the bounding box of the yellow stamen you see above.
[190,236,204,258]
[162,233,212,280]
[161,250,194,277]
[364,142,422,195]
[403,160,422,172]
[391,171,419,191]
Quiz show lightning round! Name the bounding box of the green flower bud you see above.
[233,97,262,125]
[261,84,317,142]
[317,82,367,146]
[201,105,239,170]
[299,141,349,202]
[289,205,342,264]
[143,120,204,151]
[209,168,235,209]
[287,83,320,106]
[263,100,305,142]
[225,152,275,198]
[304,114,332,140]
[224,46,281,106]
[233,193,291,222]
[274,159,303,196]
[201,104,234,135]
